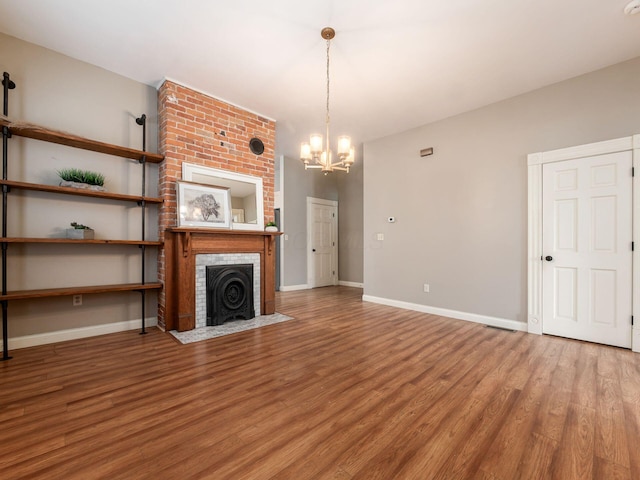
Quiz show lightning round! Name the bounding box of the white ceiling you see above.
[1,0,639,159]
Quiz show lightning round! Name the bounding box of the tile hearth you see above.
[169,313,293,344]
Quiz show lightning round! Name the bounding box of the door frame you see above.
[306,197,338,288]
[527,134,640,352]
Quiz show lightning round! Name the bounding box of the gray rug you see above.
[169,313,293,344]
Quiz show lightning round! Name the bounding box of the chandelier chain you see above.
[325,37,331,159]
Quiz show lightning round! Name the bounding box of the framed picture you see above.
[176,180,231,228]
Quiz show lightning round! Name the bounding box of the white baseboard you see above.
[280,282,363,291]
[279,284,309,292]
[362,295,527,332]
[3,317,158,351]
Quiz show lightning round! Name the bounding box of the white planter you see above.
[60,180,106,192]
[265,226,278,232]
[66,228,95,240]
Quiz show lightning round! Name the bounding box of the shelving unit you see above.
[1,71,164,360]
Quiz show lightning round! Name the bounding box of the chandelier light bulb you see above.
[344,147,355,167]
[300,142,312,162]
[337,135,351,157]
[310,134,323,155]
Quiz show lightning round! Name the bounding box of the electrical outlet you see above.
[423,284,430,293]
[73,294,82,306]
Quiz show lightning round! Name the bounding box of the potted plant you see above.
[66,222,95,239]
[265,221,278,232]
[58,168,106,192]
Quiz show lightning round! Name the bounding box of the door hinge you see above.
[333,213,335,218]
[633,167,635,177]
[633,241,635,252]
[332,271,335,276]
[632,316,634,326]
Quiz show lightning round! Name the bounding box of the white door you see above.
[542,151,632,348]
[307,198,337,288]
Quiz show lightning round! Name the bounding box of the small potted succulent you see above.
[58,168,106,192]
[265,221,278,232]
[66,222,95,240]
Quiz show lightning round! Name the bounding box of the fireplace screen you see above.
[206,264,255,325]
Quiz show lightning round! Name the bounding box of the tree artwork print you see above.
[177,181,231,228]
[188,194,220,221]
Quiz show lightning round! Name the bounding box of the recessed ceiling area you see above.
[0,0,639,158]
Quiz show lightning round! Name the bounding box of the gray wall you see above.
[0,33,159,340]
[281,155,338,287]
[364,56,640,323]
[337,145,364,284]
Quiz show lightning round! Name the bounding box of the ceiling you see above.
[1,0,639,160]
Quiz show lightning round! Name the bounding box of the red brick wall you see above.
[157,80,276,328]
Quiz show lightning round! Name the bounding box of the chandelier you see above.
[300,27,355,174]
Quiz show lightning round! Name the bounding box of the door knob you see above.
[312,248,316,252]
[545,256,553,261]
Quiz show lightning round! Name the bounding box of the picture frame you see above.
[176,180,231,229]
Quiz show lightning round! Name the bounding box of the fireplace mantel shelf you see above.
[164,228,281,332]
[167,227,282,236]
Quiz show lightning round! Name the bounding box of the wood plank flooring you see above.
[1,286,639,479]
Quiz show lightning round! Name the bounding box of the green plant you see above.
[58,168,105,186]
[70,222,92,230]
[266,221,277,227]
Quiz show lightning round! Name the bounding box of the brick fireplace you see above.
[157,80,276,331]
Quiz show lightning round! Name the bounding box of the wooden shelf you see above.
[1,237,163,246]
[0,118,164,163]
[0,180,163,204]
[0,282,162,301]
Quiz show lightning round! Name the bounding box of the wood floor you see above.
[1,286,639,479]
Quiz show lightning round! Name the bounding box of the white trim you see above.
[4,317,158,351]
[634,134,640,352]
[528,135,638,351]
[157,77,276,122]
[275,155,285,288]
[528,137,634,165]
[279,284,309,292]
[339,281,364,288]
[182,162,264,231]
[362,295,526,332]
[527,159,543,335]
[306,197,339,288]
[274,155,284,210]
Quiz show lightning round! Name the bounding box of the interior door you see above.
[542,151,632,348]
[308,199,337,288]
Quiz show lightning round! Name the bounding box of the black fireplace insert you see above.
[206,264,255,326]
